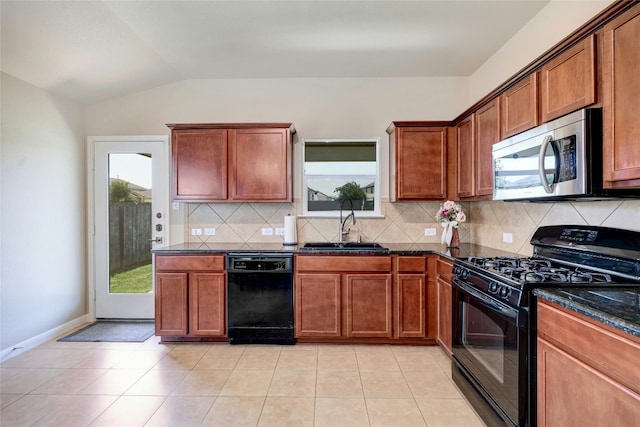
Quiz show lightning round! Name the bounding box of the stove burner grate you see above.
[467,256,615,284]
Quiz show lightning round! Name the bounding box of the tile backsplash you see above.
[184,199,640,255]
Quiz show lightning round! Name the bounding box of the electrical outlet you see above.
[191,228,202,236]
[204,228,216,236]
[275,228,285,236]
[424,228,437,236]
[261,227,274,236]
[503,232,513,243]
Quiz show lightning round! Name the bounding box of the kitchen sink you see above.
[300,242,389,252]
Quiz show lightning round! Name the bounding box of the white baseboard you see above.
[0,314,91,361]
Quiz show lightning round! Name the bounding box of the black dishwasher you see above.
[226,253,295,344]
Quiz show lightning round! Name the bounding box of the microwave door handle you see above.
[538,135,555,194]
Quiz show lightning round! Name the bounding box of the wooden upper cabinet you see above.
[501,74,539,138]
[171,129,228,201]
[603,5,640,187]
[474,99,500,197]
[456,115,475,199]
[229,128,291,201]
[540,34,597,123]
[388,123,448,201]
[168,123,294,202]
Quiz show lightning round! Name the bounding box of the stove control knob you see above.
[489,282,499,293]
[499,287,510,299]
[454,266,469,279]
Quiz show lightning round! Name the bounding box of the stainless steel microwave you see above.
[492,108,613,201]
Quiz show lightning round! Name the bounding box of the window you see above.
[302,138,381,217]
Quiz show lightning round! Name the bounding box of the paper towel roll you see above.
[283,214,297,245]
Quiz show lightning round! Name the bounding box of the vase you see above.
[449,227,460,248]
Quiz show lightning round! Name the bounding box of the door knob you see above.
[148,237,163,244]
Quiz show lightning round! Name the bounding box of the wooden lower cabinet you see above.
[537,300,640,426]
[436,257,453,356]
[189,273,226,336]
[295,254,436,342]
[346,274,393,338]
[396,273,426,338]
[294,270,392,339]
[395,255,431,339]
[155,272,189,335]
[295,273,342,338]
[155,255,226,338]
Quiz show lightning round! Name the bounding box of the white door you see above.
[89,136,169,319]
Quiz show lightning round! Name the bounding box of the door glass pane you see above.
[108,153,152,294]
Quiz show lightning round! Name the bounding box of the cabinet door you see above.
[295,274,342,337]
[436,277,452,356]
[396,274,426,338]
[501,74,539,138]
[540,35,596,123]
[346,274,393,338]
[537,338,640,427]
[155,273,188,336]
[172,129,228,201]
[393,127,447,200]
[603,6,640,187]
[456,115,475,199]
[229,128,291,201]
[475,99,500,197]
[189,273,226,337]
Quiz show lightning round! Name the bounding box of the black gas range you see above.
[451,225,640,427]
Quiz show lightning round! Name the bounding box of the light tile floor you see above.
[1,335,486,426]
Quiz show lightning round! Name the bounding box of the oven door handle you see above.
[453,278,518,321]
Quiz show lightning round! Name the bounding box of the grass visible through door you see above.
[110,264,152,293]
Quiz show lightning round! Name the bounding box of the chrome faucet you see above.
[339,198,356,242]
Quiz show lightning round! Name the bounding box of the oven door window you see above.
[452,281,525,424]
[462,302,508,383]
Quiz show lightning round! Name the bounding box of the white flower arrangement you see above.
[436,201,466,246]
[436,200,466,227]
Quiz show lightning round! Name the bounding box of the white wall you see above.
[1,73,86,353]
[85,76,470,244]
[469,0,616,105]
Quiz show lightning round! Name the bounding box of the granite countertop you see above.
[151,242,518,261]
[534,287,640,339]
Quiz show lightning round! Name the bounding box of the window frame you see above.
[301,137,382,218]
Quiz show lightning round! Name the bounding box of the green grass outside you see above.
[110,263,152,293]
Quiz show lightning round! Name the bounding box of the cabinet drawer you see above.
[397,256,426,272]
[537,301,640,395]
[295,255,392,272]
[436,257,454,279]
[155,255,225,272]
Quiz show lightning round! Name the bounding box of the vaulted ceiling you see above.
[1,1,550,104]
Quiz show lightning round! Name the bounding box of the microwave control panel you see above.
[556,135,577,183]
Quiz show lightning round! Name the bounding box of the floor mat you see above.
[58,321,155,342]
